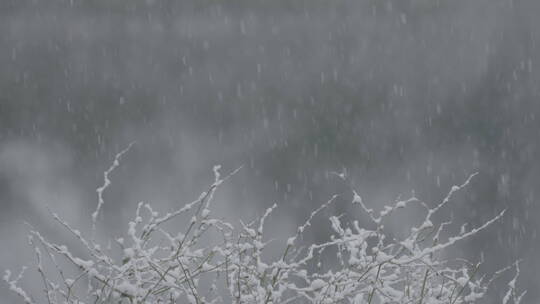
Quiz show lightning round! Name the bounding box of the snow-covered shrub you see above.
[4,147,525,303]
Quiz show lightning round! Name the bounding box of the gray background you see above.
[0,0,538,302]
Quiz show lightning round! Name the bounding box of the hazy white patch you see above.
[0,141,83,223]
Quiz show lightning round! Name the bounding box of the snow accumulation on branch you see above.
[4,146,525,304]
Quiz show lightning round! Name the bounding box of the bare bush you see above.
[4,147,525,303]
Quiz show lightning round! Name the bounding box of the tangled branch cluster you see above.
[4,148,525,303]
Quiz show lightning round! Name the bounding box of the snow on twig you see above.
[5,164,525,304]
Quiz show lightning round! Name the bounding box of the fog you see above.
[1,0,539,302]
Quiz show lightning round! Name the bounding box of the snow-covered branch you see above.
[4,150,524,303]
